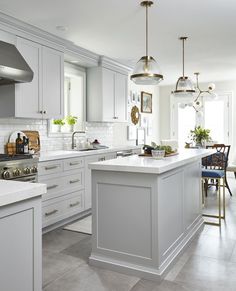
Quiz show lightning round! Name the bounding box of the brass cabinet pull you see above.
[69,201,80,208]
[45,165,59,170]
[69,161,81,166]
[98,157,105,161]
[69,179,80,184]
[47,184,58,190]
[45,209,58,216]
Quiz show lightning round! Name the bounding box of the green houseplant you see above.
[66,115,78,126]
[190,126,211,147]
[52,119,65,132]
[65,115,78,132]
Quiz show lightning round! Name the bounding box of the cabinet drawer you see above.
[40,176,64,201]
[42,191,84,227]
[38,160,63,176]
[42,201,64,227]
[65,192,83,214]
[64,171,84,190]
[63,157,84,171]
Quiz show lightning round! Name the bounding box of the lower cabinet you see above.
[38,157,85,228]
[42,190,84,228]
[38,152,119,228]
[0,196,42,291]
[84,152,117,210]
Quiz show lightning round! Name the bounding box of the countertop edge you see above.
[38,146,141,162]
[89,150,213,174]
[0,181,46,207]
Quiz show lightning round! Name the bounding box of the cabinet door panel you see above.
[42,46,64,119]
[15,37,41,118]
[0,208,33,291]
[115,72,127,122]
[102,68,115,121]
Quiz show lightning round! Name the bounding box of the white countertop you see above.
[89,148,213,174]
[0,180,46,207]
[38,145,141,162]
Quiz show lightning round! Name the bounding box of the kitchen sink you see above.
[77,148,98,151]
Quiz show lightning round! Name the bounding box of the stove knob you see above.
[13,169,21,177]
[2,170,10,179]
[24,168,31,175]
[31,166,38,173]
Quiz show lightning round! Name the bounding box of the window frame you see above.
[170,91,233,146]
[47,62,86,137]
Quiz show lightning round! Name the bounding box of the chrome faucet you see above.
[72,131,86,149]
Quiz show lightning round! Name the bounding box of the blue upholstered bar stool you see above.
[202,144,230,226]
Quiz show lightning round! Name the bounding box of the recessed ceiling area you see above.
[0,0,236,85]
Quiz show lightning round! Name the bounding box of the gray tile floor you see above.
[43,174,236,291]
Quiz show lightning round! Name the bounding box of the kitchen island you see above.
[89,149,212,280]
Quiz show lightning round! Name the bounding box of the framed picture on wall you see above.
[141,92,152,113]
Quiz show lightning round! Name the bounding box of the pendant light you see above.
[173,37,195,96]
[130,1,163,85]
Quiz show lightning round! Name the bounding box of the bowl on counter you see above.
[151,149,165,159]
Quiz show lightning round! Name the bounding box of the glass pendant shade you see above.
[131,56,163,85]
[173,76,195,96]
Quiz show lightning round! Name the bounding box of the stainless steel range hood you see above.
[0,40,33,85]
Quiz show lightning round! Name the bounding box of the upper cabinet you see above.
[41,46,64,119]
[87,66,128,122]
[0,37,64,119]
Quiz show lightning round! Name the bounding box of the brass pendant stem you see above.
[179,36,188,77]
[182,38,185,77]
[146,4,148,56]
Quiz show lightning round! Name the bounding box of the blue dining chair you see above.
[202,144,231,226]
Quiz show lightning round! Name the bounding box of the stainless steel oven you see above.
[0,154,38,183]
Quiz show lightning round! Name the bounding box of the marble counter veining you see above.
[0,180,46,207]
[38,145,141,162]
[89,148,214,174]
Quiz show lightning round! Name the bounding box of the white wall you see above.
[112,80,160,146]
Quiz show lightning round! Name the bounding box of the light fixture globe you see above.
[131,56,163,85]
[174,76,195,95]
[130,0,163,85]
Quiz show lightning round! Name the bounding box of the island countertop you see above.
[89,148,213,174]
[0,180,46,207]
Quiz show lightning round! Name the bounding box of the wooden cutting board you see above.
[22,130,40,152]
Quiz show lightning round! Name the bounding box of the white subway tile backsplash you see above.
[0,118,116,153]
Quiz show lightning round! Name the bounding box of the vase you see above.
[52,124,61,133]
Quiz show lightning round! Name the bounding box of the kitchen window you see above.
[49,62,86,134]
[170,92,232,148]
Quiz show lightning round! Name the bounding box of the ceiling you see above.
[0,0,236,85]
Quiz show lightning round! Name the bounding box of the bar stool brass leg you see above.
[202,176,225,226]
[222,177,226,219]
[218,178,221,226]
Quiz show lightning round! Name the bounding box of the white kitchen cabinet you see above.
[87,67,128,122]
[0,37,64,119]
[15,38,41,118]
[42,45,64,119]
[0,196,42,291]
[38,157,85,229]
[84,152,117,210]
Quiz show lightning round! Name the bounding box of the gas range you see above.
[0,154,38,182]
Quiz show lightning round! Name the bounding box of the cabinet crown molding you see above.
[99,56,132,75]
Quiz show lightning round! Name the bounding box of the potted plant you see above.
[52,119,65,132]
[65,115,78,132]
[190,126,211,147]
